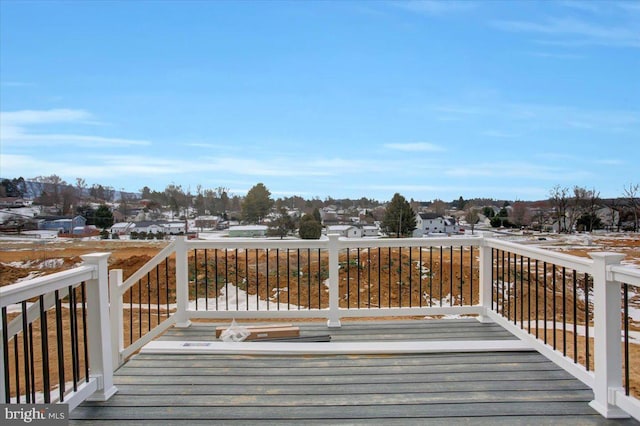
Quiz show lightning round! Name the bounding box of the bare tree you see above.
[465,206,480,234]
[623,183,639,232]
[549,185,569,232]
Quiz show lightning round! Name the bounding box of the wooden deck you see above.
[70,319,639,425]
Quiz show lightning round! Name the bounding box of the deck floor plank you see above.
[70,320,639,424]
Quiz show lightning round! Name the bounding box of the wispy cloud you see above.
[491,17,640,48]
[0,108,151,147]
[444,161,592,181]
[481,130,520,138]
[0,81,34,87]
[393,0,476,15]
[384,142,445,152]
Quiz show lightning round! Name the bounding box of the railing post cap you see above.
[588,252,626,263]
[80,252,111,263]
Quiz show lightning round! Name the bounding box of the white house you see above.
[228,225,268,238]
[326,225,362,238]
[413,213,460,237]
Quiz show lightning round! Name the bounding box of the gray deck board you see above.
[70,319,639,425]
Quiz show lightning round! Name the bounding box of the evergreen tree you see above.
[267,207,296,239]
[381,193,416,237]
[94,204,114,231]
[242,183,273,223]
[299,214,323,239]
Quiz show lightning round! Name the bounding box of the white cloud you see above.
[384,142,445,152]
[444,161,592,181]
[491,17,640,48]
[394,0,476,15]
[1,108,92,124]
[0,108,151,147]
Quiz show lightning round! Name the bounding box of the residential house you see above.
[326,225,363,238]
[228,225,268,238]
[413,213,460,237]
[39,215,86,234]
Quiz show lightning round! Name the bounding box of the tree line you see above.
[1,176,639,235]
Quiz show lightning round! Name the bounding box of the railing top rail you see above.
[185,237,329,250]
[609,264,640,288]
[485,237,594,273]
[184,235,484,251]
[336,236,483,249]
[0,265,96,308]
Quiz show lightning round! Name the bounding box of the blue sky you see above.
[1,0,638,202]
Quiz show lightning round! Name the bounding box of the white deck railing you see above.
[0,254,117,410]
[2,234,638,420]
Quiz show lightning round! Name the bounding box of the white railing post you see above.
[109,269,124,370]
[478,238,493,323]
[589,252,628,418]
[174,236,192,328]
[327,234,342,328]
[81,253,118,401]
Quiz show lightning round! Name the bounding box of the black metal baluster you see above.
[246,250,250,311]
[156,264,161,322]
[68,286,78,392]
[165,258,170,318]
[147,273,151,331]
[585,273,590,371]
[500,250,509,319]
[543,262,548,344]
[623,283,630,396]
[378,248,381,308]
[28,323,35,402]
[573,271,578,363]
[562,267,567,356]
[388,247,392,308]
[419,247,423,307]
[55,290,65,402]
[398,247,402,308]
[287,249,291,310]
[215,249,220,310]
[552,265,557,350]
[225,250,230,310]
[277,249,281,310]
[138,280,142,340]
[21,301,31,402]
[307,248,312,310]
[527,258,531,332]
[429,247,433,307]
[38,298,50,404]
[297,249,301,309]
[507,252,511,322]
[470,246,474,306]
[357,248,361,308]
[81,283,89,382]
[129,287,133,345]
[535,260,539,339]
[318,249,321,309]
[459,245,463,306]
[449,246,453,307]
[235,249,239,311]
[194,249,199,310]
[203,250,208,311]
[2,307,11,403]
[439,246,443,307]
[520,256,524,327]
[14,336,20,403]
[409,247,413,308]
[368,248,372,308]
